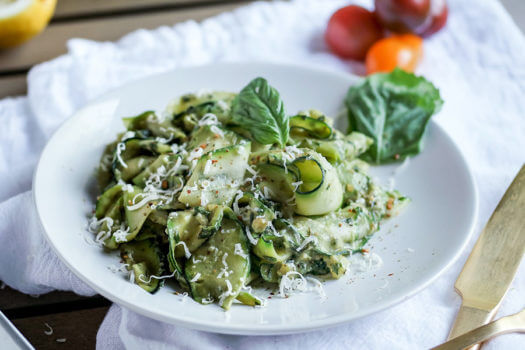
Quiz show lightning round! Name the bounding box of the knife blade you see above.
[448,165,525,345]
[0,311,34,350]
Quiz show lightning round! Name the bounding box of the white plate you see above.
[34,62,478,335]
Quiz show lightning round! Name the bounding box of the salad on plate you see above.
[89,69,442,310]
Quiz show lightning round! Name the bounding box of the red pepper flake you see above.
[386,198,394,210]
[187,190,192,194]
[338,223,343,227]
[268,296,272,299]
[211,159,218,164]
[237,215,242,221]
[215,191,219,194]
[348,209,354,213]
[199,143,207,149]
[361,248,369,253]
[214,134,220,139]
[394,154,400,160]
[161,180,168,189]
[388,273,394,276]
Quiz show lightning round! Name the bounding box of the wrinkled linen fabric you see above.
[0,0,523,349]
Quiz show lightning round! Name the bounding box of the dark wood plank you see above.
[0,285,91,311]
[12,307,109,350]
[54,0,239,19]
[0,283,110,320]
[0,2,246,73]
[0,74,26,97]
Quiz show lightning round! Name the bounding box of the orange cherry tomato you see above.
[365,34,423,74]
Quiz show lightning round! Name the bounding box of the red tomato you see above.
[420,2,448,37]
[365,34,423,74]
[375,0,430,33]
[325,5,384,61]
[374,0,447,37]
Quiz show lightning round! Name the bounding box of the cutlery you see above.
[433,308,525,350]
[0,310,34,350]
[448,165,525,348]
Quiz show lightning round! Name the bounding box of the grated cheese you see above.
[175,241,192,259]
[155,134,174,144]
[221,253,229,269]
[279,271,327,300]
[88,216,114,244]
[138,271,176,284]
[115,142,128,168]
[296,236,317,252]
[126,157,186,210]
[218,279,234,307]
[232,191,243,215]
[121,131,136,141]
[198,113,219,126]
[44,323,53,336]
[291,180,303,191]
[189,273,201,283]
[262,186,275,199]
[245,225,258,245]
[112,223,130,243]
[234,243,249,260]
[279,271,308,297]
[216,100,229,111]
[246,165,257,176]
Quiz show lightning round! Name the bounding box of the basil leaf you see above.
[345,68,443,164]
[231,77,289,148]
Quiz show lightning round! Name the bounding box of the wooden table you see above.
[0,0,253,98]
[1,0,523,349]
[0,1,252,349]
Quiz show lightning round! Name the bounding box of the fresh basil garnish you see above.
[345,68,443,164]
[231,77,289,148]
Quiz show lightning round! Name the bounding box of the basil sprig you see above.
[231,77,289,148]
[346,68,443,164]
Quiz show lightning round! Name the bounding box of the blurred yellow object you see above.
[0,0,57,49]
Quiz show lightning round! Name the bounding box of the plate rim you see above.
[32,61,479,335]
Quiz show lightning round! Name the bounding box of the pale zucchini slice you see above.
[185,217,250,310]
[121,186,155,242]
[121,239,164,293]
[179,142,251,207]
[293,152,343,216]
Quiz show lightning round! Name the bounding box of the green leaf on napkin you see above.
[345,68,443,164]
[231,77,289,148]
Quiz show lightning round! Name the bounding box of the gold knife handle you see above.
[434,309,525,350]
[448,304,497,340]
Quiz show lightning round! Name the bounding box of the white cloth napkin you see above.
[1,0,524,348]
